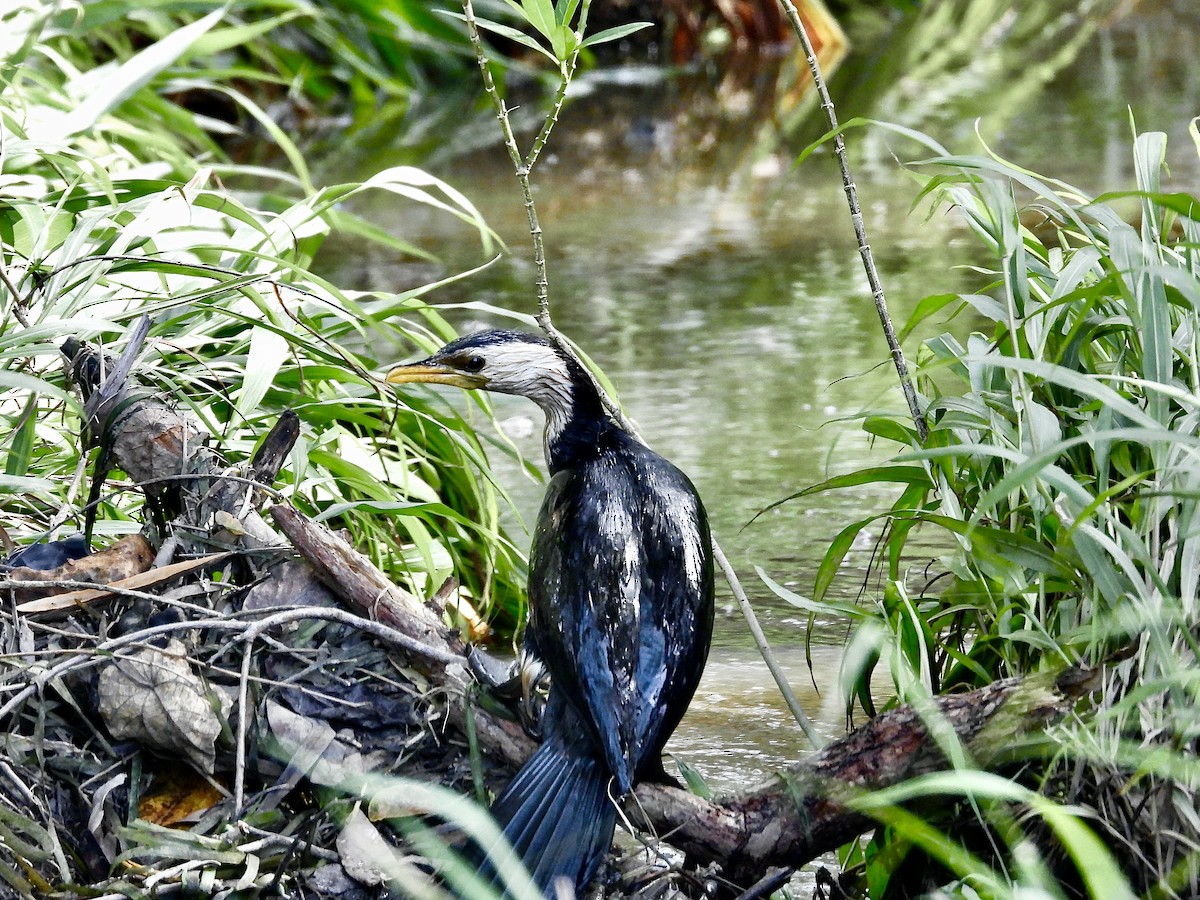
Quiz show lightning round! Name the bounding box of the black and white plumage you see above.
[387,330,714,896]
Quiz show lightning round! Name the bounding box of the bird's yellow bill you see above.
[385,363,485,390]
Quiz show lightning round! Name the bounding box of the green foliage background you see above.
[0,0,527,625]
[766,123,1200,896]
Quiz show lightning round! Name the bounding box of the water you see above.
[319,0,1200,863]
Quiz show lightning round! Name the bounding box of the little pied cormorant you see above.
[386,330,714,897]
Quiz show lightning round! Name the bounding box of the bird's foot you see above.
[465,647,548,739]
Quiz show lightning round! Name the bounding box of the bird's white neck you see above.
[478,342,579,465]
[531,376,575,465]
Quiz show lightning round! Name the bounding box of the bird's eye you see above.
[464,355,486,373]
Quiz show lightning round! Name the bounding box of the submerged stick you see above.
[778,0,928,443]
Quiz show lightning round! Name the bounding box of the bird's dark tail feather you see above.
[482,739,617,897]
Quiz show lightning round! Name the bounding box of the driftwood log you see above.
[628,669,1092,885]
[25,337,1094,892]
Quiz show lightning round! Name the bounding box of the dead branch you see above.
[625,668,1096,883]
[60,338,283,552]
[269,503,459,659]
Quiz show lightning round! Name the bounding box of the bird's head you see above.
[386,329,575,407]
[388,329,611,469]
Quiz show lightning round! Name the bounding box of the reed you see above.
[0,3,527,657]
[768,127,1200,896]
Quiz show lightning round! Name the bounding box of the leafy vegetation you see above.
[33,0,476,119]
[768,126,1200,896]
[3,0,1195,895]
[0,0,527,620]
[0,1,551,896]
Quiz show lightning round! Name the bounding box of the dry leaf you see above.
[444,592,490,643]
[138,760,225,826]
[16,551,230,615]
[213,510,246,536]
[4,533,154,601]
[98,638,224,773]
[265,702,386,788]
[337,806,433,890]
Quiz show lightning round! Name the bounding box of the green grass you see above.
[771,124,1200,896]
[0,2,530,631]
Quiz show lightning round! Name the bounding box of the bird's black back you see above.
[528,424,715,793]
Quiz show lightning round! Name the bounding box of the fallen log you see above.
[627,668,1095,884]
[269,503,459,658]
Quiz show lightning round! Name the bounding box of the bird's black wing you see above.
[528,436,714,793]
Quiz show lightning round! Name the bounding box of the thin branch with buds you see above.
[0,263,30,328]
[778,0,928,443]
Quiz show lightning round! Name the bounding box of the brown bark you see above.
[2,533,154,601]
[627,669,1095,883]
[269,503,459,658]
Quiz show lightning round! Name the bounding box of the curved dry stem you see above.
[714,543,822,747]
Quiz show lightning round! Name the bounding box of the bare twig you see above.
[460,0,620,419]
[714,544,820,746]
[4,577,217,617]
[225,605,462,811]
[733,866,795,900]
[0,607,460,728]
[234,628,257,813]
[777,0,928,443]
[0,263,30,328]
[235,822,340,861]
[459,0,819,747]
[5,597,472,831]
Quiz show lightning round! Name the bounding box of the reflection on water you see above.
[320,0,1200,833]
[665,645,852,789]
